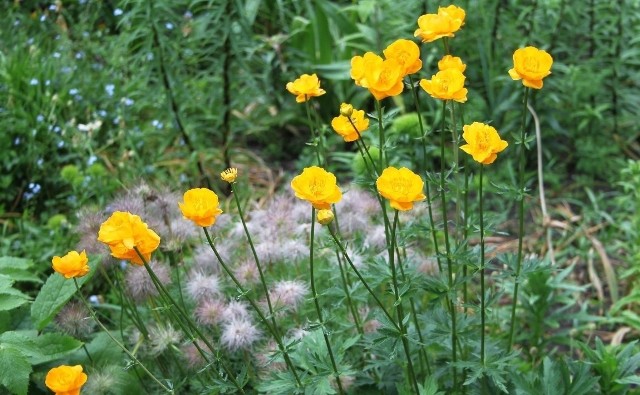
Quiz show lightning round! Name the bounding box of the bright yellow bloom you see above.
[220,168,238,183]
[460,122,508,165]
[419,68,468,102]
[376,167,426,211]
[178,188,224,227]
[52,250,90,279]
[45,365,87,395]
[316,209,335,225]
[508,46,553,89]
[350,52,404,101]
[383,39,422,76]
[414,5,465,43]
[97,211,161,265]
[331,106,369,142]
[285,73,326,103]
[291,166,342,210]
[438,55,466,73]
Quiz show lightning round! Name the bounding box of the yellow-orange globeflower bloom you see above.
[508,46,553,89]
[460,122,508,165]
[383,39,422,76]
[97,211,161,265]
[419,68,468,103]
[414,5,465,43]
[376,167,426,211]
[291,166,342,210]
[438,55,466,73]
[178,188,224,227]
[351,52,404,101]
[52,250,90,279]
[220,168,238,183]
[45,365,87,395]
[285,73,326,103]
[331,105,369,142]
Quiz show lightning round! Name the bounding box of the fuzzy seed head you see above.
[221,318,261,351]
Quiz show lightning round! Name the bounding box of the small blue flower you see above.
[29,78,39,86]
[87,155,98,165]
[123,98,134,106]
[69,88,79,95]
[36,114,44,122]
[53,52,61,58]
[114,8,123,16]
[165,22,174,30]
[105,84,115,97]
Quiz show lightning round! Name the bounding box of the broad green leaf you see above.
[0,268,41,283]
[0,257,33,271]
[30,260,96,331]
[0,294,29,312]
[0,344,31,395]
[29,333,83,365]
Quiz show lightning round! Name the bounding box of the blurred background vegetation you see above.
[1,0,639,301]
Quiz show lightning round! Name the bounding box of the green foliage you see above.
[580,339,640,394]
[30,258,96,331]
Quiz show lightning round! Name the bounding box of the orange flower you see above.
[331,104,369,142]
[178,188,224,227]
[508,46,553,89]
[376,167,426,211]
[383,39,422,76]
[45,365,87,395]
[350,52,404,101]
[438,55,466,73]
[52,250,90,279]
[97,211,161,265]
[460,122,508,165]
[285,73,326,103]
[291,166,342,210]
[419,68,468,102]
[414,5,465,43]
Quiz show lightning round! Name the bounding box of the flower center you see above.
[309,177,326,197]
[391,177,410,196]
[523,56,539,72]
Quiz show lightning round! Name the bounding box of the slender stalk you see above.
[231,182,280,336]
[408,74,443,273]
[81,344,94,365]
[310,208,344,395]
[440,100,457,389]
[349,119,379,178]
[479,164,486,365]
[73,279,173,394]
[375,100,386,173]
[388,211,420,394]
[201,229,302,386]
[327,228,399,329]
[336,248,364,335]
[305,96,323,166]
[137,255,243,392]
[508,87,530,350]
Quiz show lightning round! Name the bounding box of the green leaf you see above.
[30,260,96,331]
[0,257,33,271]
[0,294,29,312]
[0,344,32,395]
[0,268,41,283]
[0,331,82,365]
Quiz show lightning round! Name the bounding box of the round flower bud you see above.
[317,209,334,225]
[220,168,238,183]
[339,103,354,117]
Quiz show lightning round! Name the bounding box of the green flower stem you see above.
[450,101,461,234]
[395,245,432,376]
[408,74,443,274]
[389,211,420,394]
[375,100,386,173]
[310,208,344,395]
[349,119,379,178]
[479,164,486,365]
[508,87,530,351]
[201,229,302,387]
[136,253,243,392]
[463,153,469,309]
[440,100,457,389]
[230,182,280,336]
[73,279,173,394]
[327,228,399,330]
[305,96,324,166]
[335,248,363,335]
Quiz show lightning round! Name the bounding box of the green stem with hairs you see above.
[375,100,386,173]
[310,208,344,395]
[305,96,324,166]
[508,87,530,350]
[73,279,173,394]
[201,229,302,387]
[479,164,486,365]
[440,100,457,389]
[389,211,420,394]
